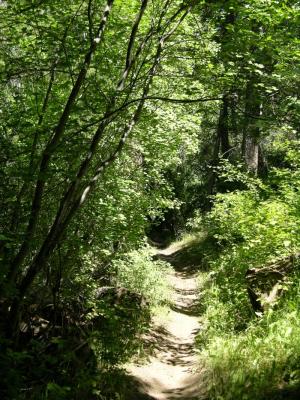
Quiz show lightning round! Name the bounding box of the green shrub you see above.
[84,246,173,367]
[200,279,300,399]
[111,246,173,309]
[196,143,300,399]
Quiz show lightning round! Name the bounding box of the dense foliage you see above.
[194,140,300,399]
[0,0,299,399]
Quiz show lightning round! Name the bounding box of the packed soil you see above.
[124,244,205,400]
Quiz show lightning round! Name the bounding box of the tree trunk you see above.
[219,96,230,155]
[206,96,230,200]
[242,79,261,175]
[4,2,192,340]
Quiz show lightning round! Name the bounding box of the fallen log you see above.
[245,252,300,313]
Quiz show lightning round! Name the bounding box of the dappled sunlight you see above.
[124,245,204,400]
[1,0,299,397]
[154,233,215,275]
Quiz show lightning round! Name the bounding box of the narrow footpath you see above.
[125,244,204,400]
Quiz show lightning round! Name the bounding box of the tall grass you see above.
[193,147,300,399]
[200,287,300,399]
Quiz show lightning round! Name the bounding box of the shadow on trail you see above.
[120,239,206,400]
[101,368,158,400]
[142,325,196,367]
[170,284,201,317]
[153,235,215,275]
[118,371,204,400]
[157,246,203,317]
[170,302,200,317]
[161,377,203,400]
[155,250,200,275]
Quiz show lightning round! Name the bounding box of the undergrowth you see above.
[198,277,300,400]
[111,246,173,310]
[192,141,300,399]
[0,246,173,400]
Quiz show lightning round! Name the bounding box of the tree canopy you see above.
[0,1,299,399]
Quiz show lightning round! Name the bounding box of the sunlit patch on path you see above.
[124,244,205,400]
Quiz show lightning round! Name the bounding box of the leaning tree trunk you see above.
[4,1,193,340]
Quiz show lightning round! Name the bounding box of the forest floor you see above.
[123,242,206,400]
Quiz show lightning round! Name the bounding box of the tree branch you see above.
[117,0,149,91]
[6,0,115,284]
[8,0,194,331]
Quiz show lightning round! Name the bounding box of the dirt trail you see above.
[125,245,204,400]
